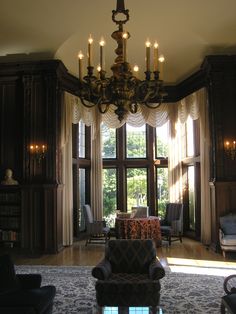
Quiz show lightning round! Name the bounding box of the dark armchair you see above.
[83,204,110,245]
[0,254,56,314]
[92,239,165,307]
[221,274,236,313]
[160,203,183,246]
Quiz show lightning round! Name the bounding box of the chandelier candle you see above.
[88,35,93,67]
[99,37,105,71]
[154,42,159,71]
[123,32,128,62]
[78,51,84,80]
[146,40,151,72]
[159,55,165,80]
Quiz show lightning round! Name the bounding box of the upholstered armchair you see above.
[160,203,183,246]
[0,254,56,314]
[221,274,236,313]
[92,239,165,307]
[219,213,236,257]
[83,204,110,245]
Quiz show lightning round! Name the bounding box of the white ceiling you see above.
[1,0,236,84]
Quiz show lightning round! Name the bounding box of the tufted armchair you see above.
[219,213,236,258]
[92,239,165,307]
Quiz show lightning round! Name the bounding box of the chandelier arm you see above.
[144,102,162,109]
[129,102,138,114]
[98,102,110,114]
[79,97,96,109]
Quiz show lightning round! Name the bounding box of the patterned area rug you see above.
[15,265,226,314]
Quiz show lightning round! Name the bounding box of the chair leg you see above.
[168,234,171,246]
[179,232,182,243]
[220,301,226,314]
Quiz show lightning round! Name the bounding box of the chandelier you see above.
[78,0,167,122]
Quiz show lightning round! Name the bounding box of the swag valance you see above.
[67,89,203,129]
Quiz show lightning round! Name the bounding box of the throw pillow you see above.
[0,254,19,293]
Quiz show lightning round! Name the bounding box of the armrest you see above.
[149,258,165,280]
[88,221,104,234]
[0,307,35,314]
[16,274,42,289]
[92,258,112,280]
[219,228,224,240]
[223,274,236,294]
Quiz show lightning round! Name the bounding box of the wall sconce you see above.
[29,144,47,163]
[225,140,236,160]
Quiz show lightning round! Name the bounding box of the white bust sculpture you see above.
[1,169,19,185]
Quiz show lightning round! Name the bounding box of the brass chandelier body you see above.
[78,0,166,122]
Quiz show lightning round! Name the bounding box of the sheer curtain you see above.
[61,92,73,246]
[168,88,211,244]
[63,88,210,245]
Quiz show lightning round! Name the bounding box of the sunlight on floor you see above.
[167,257,236,276]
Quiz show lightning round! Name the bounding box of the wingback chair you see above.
[83,204,110,245]
[92,239,165,306]
[219,213,236,258]
[160,203,183,246]
[0,254,56,314]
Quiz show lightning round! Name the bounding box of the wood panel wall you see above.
[0,60,78,254]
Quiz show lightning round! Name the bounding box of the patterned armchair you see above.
[160,203,183,246]
[83,204,110,246]
[92,239,165,306]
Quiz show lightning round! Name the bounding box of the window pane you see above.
[102,124,116,158]
[126,124,146,158]
[126,168,147,212]
[157,167,169,219]
[78,121,85,158]
[79,168,86,231]
[188,166,195,230]
[103,168,117,227]
[156,122,168,158]
[186,116,194,157]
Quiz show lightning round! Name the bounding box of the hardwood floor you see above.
[13,237,236,268]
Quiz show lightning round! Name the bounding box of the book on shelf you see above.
[0,229,20,242]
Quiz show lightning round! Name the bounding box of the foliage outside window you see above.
[103,168,117,227]
[126,124,146,158]
[126,168,147,211]
[157,167,168,218]
[102,124,116,158]
[156,122,168,158]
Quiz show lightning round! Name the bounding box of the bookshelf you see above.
[0,186,21,248]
